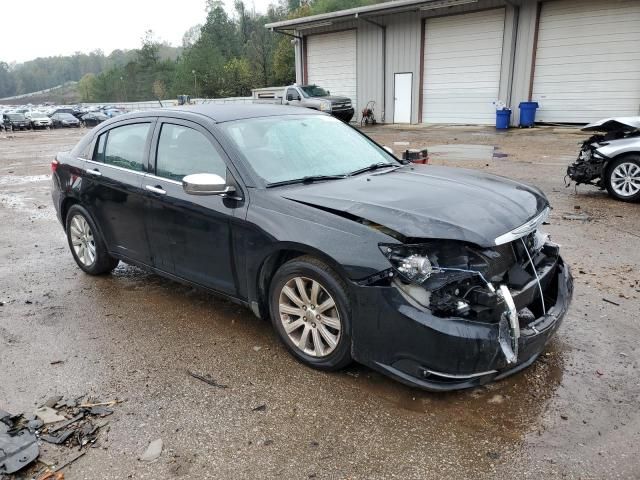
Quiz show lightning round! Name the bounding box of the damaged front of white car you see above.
[567,117,640,202]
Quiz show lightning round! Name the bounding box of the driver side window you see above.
[156,123,227,182]
[286,88,299,101]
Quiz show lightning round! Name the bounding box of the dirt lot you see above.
[1,125,639,479]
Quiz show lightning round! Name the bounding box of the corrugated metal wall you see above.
[356,21,385,123]
[294,0,540,125]
[384,12,423,124]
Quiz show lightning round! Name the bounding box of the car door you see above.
[81,120,154,265]
[142,118,240,295]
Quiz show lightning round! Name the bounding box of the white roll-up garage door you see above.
[532,0,640,123]
[422,9,505,124]
[306,30,357,110]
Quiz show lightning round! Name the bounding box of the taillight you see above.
[51,159,59,172]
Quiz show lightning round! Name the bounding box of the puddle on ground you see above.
[428,144,495,162]
[343,339,566,442]
[0,174,50,185]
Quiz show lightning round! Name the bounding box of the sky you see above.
[0,0,274,64]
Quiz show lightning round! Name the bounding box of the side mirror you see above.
[183,173,236,197]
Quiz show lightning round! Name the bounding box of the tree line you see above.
[1,0,382,102]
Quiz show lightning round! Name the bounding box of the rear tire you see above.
[605,155,640,202]
[65,205,119,275]
[269,256,352,371]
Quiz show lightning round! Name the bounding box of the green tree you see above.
[222,58,253,96]
[78,73,97,101]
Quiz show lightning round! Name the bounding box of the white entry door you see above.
[394,73,412,123]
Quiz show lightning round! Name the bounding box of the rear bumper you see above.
[51,175,64,226]
[351,257,572,391]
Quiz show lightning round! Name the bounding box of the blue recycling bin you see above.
[519,101,539,127]
[496,108,511,130]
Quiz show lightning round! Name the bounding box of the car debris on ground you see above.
[187,369,228,389]
[139,438,163,462]
[0,395,120,476]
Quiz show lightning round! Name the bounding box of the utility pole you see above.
[120,76,127,102]
[192,70,198,100]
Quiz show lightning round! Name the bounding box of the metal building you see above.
[266,0,640,125]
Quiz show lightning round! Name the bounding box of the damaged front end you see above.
[354,217,572,391]
[567,117,640,188]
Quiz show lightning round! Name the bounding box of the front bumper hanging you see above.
[350,256,573,392]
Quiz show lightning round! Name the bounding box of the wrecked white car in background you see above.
[567,117,640,202]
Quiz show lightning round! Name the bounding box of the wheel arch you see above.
[603,151,640,178]
[254,243,352,320]
[60,196,79,225]
[62,200,111,253]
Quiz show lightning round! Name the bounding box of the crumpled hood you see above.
[280,165,548,247]
[581,117,640,132]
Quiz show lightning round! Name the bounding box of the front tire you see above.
[65,205,119,274]
[269,256,352,371]
[605,155,640,202]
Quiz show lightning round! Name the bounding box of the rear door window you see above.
[155,123,227,181]
[103,123,151,171]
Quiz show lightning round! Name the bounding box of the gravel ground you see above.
[0,125,638,479]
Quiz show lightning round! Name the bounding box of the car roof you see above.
[114,104,323,124]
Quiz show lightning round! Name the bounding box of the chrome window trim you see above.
[494,207,550,246]
[85,157,145,176]
[144,173,182,186]
[85,158,184,187]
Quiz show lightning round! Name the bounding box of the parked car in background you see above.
[3,113,31,130]
[103,108,124,118]
[567,117,640,202]
[81,112,108,127]
[48,107,75,117]
[254,84,355,122]
[28,112,53,129]
[51,112,81,128]
[51,104,572,391]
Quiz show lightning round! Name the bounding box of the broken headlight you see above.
[379,243,495,288]
[380,242,512,321]
[381,248,434,283]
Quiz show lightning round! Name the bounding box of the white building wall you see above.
[384,12,423,124]
[508,0,539,126]
[291,0,639,126]
[356,20,385,123]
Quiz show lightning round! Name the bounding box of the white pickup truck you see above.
[252,84,355,122]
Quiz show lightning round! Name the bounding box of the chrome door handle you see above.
[145,185,166,195]
[86,168,102,176]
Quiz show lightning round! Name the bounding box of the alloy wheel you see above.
[69,214,96,267]
[611,162,640,197]
[278,276,342,357]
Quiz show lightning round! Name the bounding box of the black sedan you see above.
[81,112,108,127]
[51,105,572,391]
[51,112,81,128]
[3,113,31,130]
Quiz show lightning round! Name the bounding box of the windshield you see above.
[31,113,47,119]
[7,114,25,121]
[300,85,329,98]
[58,113,76,120]
[219,115,398,185]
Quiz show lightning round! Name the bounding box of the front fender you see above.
[596,136,640,159]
